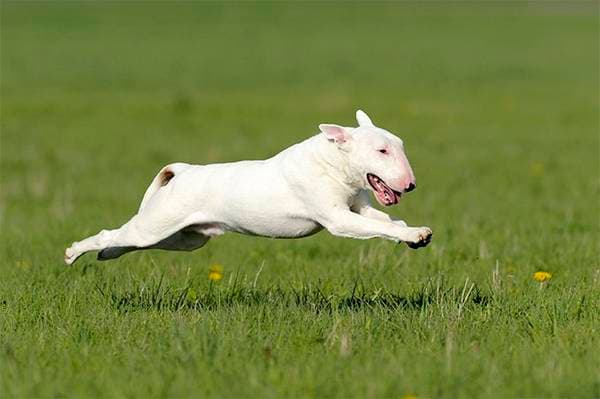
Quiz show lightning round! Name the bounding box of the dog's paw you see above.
[64,246,79,266]
[405,227,432,249]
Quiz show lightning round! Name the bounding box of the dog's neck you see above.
[311,135,363,196]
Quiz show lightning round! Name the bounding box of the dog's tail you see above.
[138,162,189,213]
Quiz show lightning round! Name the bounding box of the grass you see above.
[1,2,599,398]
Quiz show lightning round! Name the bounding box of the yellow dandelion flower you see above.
[208,264,223,281]
[16,260,31,270]
[533,271,552,282]
[401,394,417,399]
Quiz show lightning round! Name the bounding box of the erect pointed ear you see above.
[356,109,374,127]
[319,124,351,144]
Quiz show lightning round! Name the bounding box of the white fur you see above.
[65,110,432,265]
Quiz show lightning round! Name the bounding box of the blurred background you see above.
[2,1,597,268]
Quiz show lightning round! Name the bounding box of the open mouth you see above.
[367,173,403,206]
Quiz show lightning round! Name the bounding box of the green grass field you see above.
[1,2,599,398]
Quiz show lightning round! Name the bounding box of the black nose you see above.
[406,183,416,192]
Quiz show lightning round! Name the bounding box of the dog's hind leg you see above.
[64,215,158,265]
[65,209,219,265]
[97,226,212,261]
[65,163,214,265]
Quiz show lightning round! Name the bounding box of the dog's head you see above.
[319,110,416,206]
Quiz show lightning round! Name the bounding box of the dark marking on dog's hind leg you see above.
[97,246,137,261]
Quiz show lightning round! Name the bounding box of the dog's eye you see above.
[378,149,388,154]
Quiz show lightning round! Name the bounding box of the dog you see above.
[65,110,432,265]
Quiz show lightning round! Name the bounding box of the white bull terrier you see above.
[65,110,432,265]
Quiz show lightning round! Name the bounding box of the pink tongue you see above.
[374,180,396,205]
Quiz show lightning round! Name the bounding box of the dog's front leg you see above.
[354,205,407,227]
[320,209,431,247]
[350,190,407,227]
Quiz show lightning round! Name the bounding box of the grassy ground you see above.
[1,2,598,398]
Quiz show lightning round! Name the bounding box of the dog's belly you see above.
[264,218,324,239]
[226,215,323,239]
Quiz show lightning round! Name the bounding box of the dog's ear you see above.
[319,124,351,144]
[356,109,374,127]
